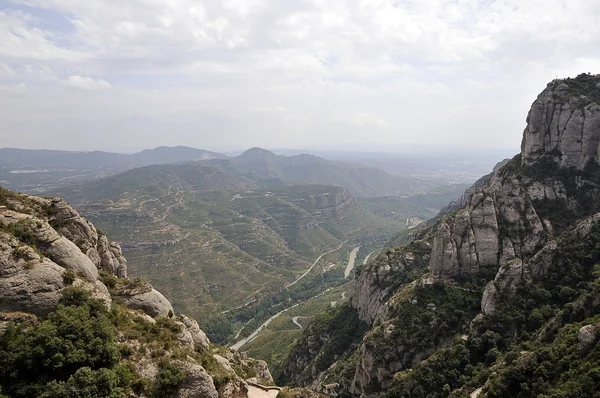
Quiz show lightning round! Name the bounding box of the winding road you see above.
[231,243,350,350]
[230,303,300,350]
[285,242,344,289]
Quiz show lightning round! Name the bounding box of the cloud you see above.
[1,0,600,151]
[62,75,112,90]
[337,113,389,128]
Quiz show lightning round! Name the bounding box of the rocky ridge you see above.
[281,74,600,397]
[0,189,282,398]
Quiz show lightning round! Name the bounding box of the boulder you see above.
[578,324,598,352]
[178,314,210,350]
[115,288,174,318]
[173,360,218,398]
[0,233,67,316]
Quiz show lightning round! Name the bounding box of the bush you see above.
[63,269,76,285]
[0,290,119,397]
[156,363,186,397]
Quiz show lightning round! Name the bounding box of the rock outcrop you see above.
[173,360,218,398]
[0,188,276,398]
[427,75,600,312]
[178,314,211,350]
[0,232,67,316]
[352,242,430,324]
[521,76,600,169]
[114,287,174,318]
[578,324,598,352]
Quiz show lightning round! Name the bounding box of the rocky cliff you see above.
[281,73,600,397]
[0,188,278,398]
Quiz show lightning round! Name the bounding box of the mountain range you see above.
[0,146,227,193]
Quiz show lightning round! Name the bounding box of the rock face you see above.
[178,314,211,350]
[428,75,600,308]
[352,243,429,324]
[521,76,600,169]
[0,232,66,316]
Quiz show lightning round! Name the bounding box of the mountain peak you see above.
[237,147,278,161]
[521,73,600,169]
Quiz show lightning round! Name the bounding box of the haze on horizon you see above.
[1,0,599,153]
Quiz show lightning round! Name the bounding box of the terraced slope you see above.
[51,164,400,339]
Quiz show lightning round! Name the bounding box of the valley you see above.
[40,148,474,348]
[2,145,498,379]
[2,0,597,395]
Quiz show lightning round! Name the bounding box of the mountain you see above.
[0,146,227,193]
[48,161,402,344]
[280,74,600,397]
[52,162,259,203]
[201,148,438,197]
[0,186,306,398]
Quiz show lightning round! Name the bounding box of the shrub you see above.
[156,363,186,397]
[63,269,76,285]
[0,291,119,397]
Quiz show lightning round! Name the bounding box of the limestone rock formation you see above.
[0,232,66,316]
[0,188,276,397]
[352,244,429,324]
[179,314,211,350]
[521,77,600,169]
[173,360,218,398]
[114,287,174,318]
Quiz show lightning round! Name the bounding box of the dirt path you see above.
[247,383,280,398]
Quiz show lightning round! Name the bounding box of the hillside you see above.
[49,162,402,344]
[0,146,227,193]
[201,148,438,197]
[281,74,600,397]
[0,187,303,398]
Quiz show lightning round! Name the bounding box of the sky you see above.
[1,0,600,152]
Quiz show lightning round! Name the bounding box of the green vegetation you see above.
[243,285,350,377]
[0,288,200,398]
[278,303,370,386]
[382,217,600,397]
[57,179,399,331]
[156,363,186,397]
[0,218,38,246]
[0,289,121,397]
[207,265,348,344]
[557,73,600,105]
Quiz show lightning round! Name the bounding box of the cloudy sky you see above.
[1,0,600,152]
